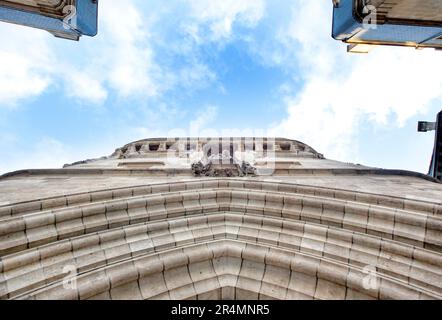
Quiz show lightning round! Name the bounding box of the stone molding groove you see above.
[0,179,441,300]
[1,168,440,183]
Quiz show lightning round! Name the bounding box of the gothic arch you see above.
[0,178,441,300]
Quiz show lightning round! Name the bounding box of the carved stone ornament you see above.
[191,154,256,177]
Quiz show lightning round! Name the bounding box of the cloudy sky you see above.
[0,0,441,175]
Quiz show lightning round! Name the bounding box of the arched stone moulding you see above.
[0,186,440,256]
[0,178,439,218]
[2,212,440,298]
[0,178,441,300]
[15,241,440,300]
[1,213,441,299]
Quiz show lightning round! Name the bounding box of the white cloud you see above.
[268,0,442,162]
[99,0,160,98]
[0,136,123,175]
[175,63,217,91]
[0,0,267,106]
[2,0,440,175]
[186,0,266,41]
[0,24,53,106]
[0,137,71,174]
[64,70,108,104]
[189,105,218,135]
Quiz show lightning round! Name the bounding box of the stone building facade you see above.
[0,137,441,300]
[0,0,98,40]
[332,0,442,51]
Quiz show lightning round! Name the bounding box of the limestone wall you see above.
[0,178,441,300]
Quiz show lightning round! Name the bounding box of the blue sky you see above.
[0,0,441,175]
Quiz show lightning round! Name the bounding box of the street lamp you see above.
[418,110,442,181]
